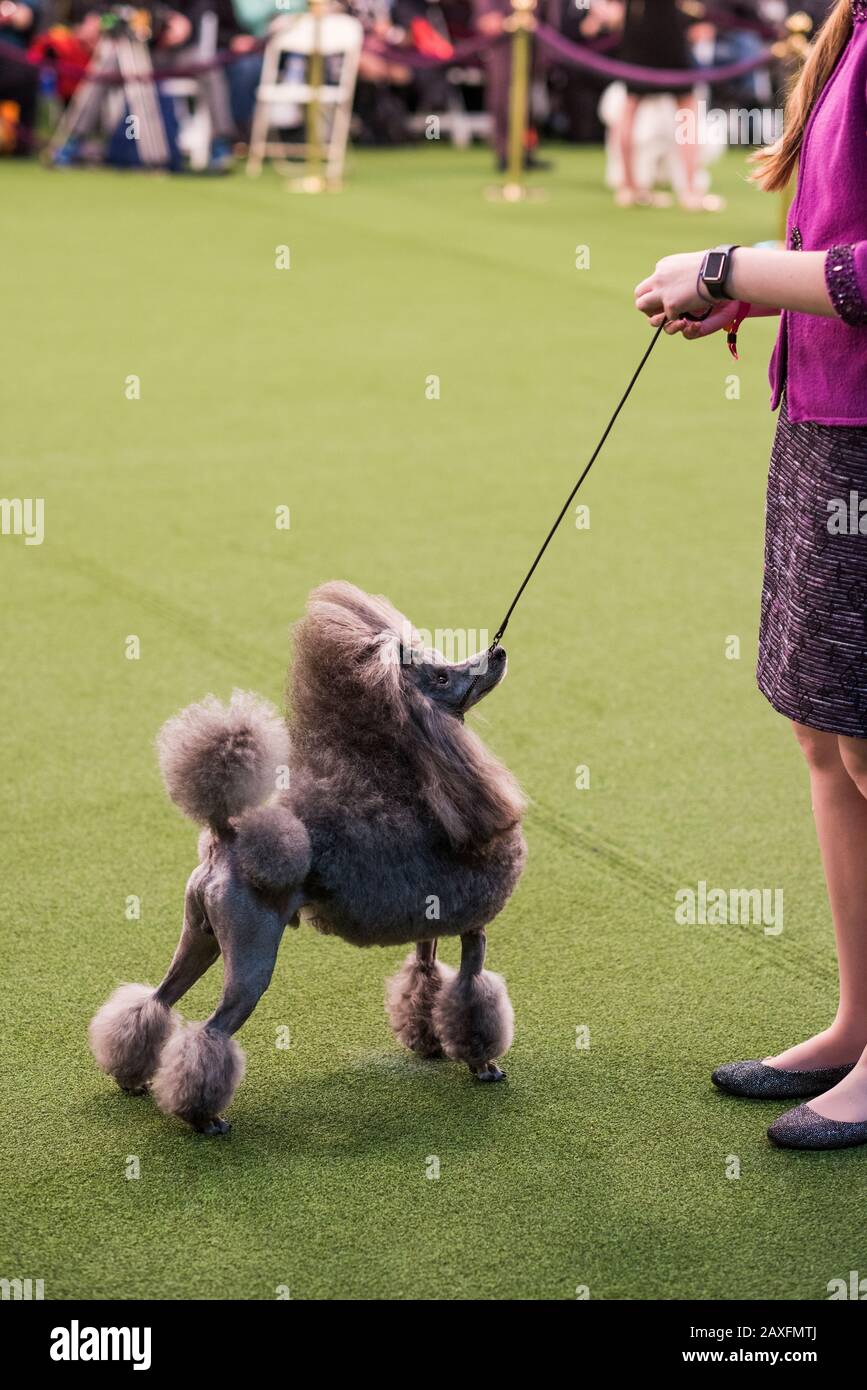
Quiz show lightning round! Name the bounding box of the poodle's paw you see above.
[471,1064,506,1083]
[195,1117,232,1137]
[432,968,514,1073]
[385,951,456,1058]
[89,984,180,1094]
[152,1022,245,1131]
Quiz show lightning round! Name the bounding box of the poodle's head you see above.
[290,581,524,846]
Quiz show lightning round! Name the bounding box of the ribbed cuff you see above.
[825,245,867,326]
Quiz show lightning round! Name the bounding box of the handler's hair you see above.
[752,0,853,192]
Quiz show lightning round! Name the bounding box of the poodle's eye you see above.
[435,671,450,686]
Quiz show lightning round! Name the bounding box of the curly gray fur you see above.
[92,581,525,1135]
[151,1023,245,1128]
[157,689,290,830]
[88,983,180,1092]
[233,801,312,896]
[385,952,456,1057]
[432,969,514,1070]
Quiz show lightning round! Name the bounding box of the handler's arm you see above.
[634,244,867,339]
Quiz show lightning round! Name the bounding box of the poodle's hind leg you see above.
[431,929,514,1082]
[385,939,455,1060]
[153,870,221,1012]
[152,879,286,1136]
[88,871,217,1095]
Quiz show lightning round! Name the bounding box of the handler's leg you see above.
[796,733,867,1122]
[765,723,867,1073]
[431,928,514,1082]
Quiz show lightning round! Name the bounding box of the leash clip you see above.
[726,301,752,361]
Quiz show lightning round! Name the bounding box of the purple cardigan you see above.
[769,4,867,425]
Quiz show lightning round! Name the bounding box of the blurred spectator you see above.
[472,0,557,172]
[615,0,708,208]
[347,0,413,144]
[222,0,286,142]
[28,12,100,104]
[165,0,238,165]
[0,0,38,153]
[549,0,619,144]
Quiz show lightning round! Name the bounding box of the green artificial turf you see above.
[1,147,860,1302]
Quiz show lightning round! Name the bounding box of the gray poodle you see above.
[89,582,527,1134]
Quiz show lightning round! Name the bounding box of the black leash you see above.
[459,321,667,709]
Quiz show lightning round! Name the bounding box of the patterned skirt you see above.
[758,395,867,736]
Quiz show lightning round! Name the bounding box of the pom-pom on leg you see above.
[151,1022,245,1135]
[431,931,514,1081]
[89,983,180,1094]
[386,941,454,1059]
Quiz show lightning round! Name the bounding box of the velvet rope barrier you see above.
[533,23,780,92]
[0,33,269,83]
[0,18,781,92]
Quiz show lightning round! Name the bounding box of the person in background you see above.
[0,0,38,154]
[549,0,618,144]
[222,0,286,143]
[344,0,416,146]
[472,0,554,173]
[615,0,708,209]
[160,0,237,167]
[28,10,101,107]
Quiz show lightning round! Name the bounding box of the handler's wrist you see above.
[700,244,740,302]
[695,271,716,306]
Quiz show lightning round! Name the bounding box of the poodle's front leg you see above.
[431,929,514,1082]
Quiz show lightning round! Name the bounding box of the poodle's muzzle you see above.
[452,645,507,713]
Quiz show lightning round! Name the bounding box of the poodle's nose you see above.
[491,646,506,664]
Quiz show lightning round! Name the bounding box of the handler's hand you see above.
[656,301,735,340]
[635,252,713,327]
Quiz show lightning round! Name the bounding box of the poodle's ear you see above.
[308,582,415,648]
[406,694,526,849]
[291,585,413,722]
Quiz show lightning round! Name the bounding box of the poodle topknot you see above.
[90,581,527,1135]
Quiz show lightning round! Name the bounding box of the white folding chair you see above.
[247,11,363,183]
[160,10,219,172]
[406,67,492,149]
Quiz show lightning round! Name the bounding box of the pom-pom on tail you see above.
[157,690,290,831]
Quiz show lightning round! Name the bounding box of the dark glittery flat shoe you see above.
[711,1059,855,1099]
[768,1103,867,1150]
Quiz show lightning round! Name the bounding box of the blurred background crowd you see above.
[0,0,837,180]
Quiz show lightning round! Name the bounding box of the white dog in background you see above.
[600,82,726,208]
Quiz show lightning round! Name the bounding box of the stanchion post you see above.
[502,0,536,201]
[306,0,325,185]
[290,0,327,192]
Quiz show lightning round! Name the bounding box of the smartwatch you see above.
[700,244,740,301]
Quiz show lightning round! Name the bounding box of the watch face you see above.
[704,251,727,283]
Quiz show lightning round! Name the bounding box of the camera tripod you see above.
[48,21,170,167]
